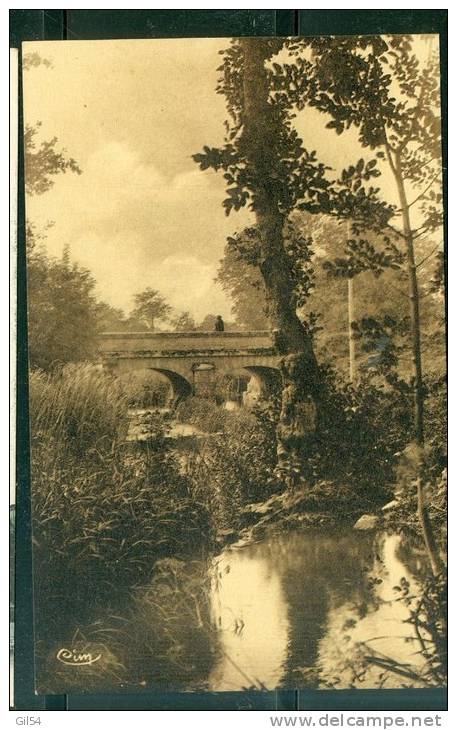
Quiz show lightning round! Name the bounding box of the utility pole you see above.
[347,220,356,383]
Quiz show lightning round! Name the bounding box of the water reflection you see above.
[208,529,428,691]
[37,527,433,693]
[210,549,289,690]
[318,534,427,689]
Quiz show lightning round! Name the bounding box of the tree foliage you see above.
[25,122,81,196]
[193,40,395,233]
[23,52,82,196]
[95,301,129,332]
[216,228,269,330]
[287,33,444,571]
[293,35,442,448]
[27,242,99,370]
[192,40,397,361]
[216,218,317,331]
[279,35,442,240]
[172,311,197,332]
[131,288,172,331]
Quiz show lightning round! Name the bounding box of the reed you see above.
[29,364,212,615]
[29,363,129,459]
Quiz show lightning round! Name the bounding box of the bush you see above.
[423,375,447,479]
[117,371,171,408]
[185,404,279,529]
[178,372,415,529]
[174,397,230,433]
[378,375,446,543]
[212,371,250,405]
[310,375,413,502]
[264,367,413,504]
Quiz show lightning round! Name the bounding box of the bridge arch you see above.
[149,367,193,404]
[243,365,281,401]
[97,331,282,404]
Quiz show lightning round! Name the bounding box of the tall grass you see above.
[30,364,213,619]
[36,557,220,694]
[30,364,129,458]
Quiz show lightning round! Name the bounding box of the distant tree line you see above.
[26,240,246,371]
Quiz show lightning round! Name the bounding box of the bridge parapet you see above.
[97,331,281,402]
[97,330,275,355]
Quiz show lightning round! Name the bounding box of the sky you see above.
[23,36,440,323]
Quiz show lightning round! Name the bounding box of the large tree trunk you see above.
[394,150,443,576]
[240,39,321,479]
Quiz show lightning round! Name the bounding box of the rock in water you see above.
[353,514,379,530]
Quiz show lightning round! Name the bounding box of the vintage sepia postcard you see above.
[22,35,446,695]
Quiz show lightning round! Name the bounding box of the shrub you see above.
[308,375,414,502]
[379,375,446,544]
[423,375,447,479]
[180,371,415,528]
[212,371,250,405]
[174,397,230,433]
[185,404,279,529]
[117,371,171,408]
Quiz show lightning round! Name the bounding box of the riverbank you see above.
[35,524,443,694]
[29,365,447,693]
[125,400,447,553]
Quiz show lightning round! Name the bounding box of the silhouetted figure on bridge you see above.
[215,315,225,332]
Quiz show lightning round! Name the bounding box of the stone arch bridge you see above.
[97,331,281,402]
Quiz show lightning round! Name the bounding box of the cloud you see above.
[146,254,233,321]
[28,138,251,318]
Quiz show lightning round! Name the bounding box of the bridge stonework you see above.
[97,331,281,400]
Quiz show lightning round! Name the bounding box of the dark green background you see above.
[10,8,447,712]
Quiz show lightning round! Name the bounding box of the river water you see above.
[207,528,427,691]
[39,524,430,693]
